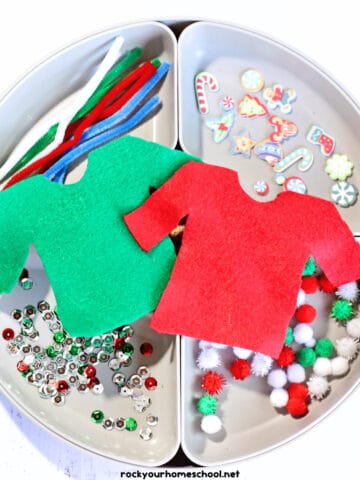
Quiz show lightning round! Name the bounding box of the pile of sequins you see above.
[194,69,358,207]
[195,258,360,434]
[1,271,159,440]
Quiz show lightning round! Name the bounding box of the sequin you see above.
[125,417,137,431]
[140,342,153,356]
[91,410,105,424]
[23,305,36,317]
[146,414,158,426]
[139,427,152,441]
[112,372,126,387]
[115,417,126,430]
[92,383,104,395]
[53,331,66,344]
[137,366,150,378]
[37,300,50,312]
[102,417,114,431]
[144,377,158,391]
[2,328,15,341]
[56,379,70,394]
[17,360,30,373]
[84,365,96,377]
[128,374,143,388]
[121,343,134,356]
[52,394,66,406]
[108,358,121,371]
[11,309,22,321]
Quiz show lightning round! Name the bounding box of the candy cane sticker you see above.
[273,147,314,173]
[195,71,220,115]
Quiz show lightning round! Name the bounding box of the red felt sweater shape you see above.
[124,162,360,357]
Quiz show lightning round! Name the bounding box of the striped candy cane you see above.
[195,71,220,115]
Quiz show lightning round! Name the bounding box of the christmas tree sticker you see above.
[238,94,268,118]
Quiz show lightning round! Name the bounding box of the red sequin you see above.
[2,328,15,341]
[56,380,70,394]
[144,377,157,390]
[87,377,100,389]
[113,338,124,350]
[17,361,29,373]
[84,365,97,378]
[140,342,153,356]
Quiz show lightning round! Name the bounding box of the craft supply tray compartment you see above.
[0,20,359,467]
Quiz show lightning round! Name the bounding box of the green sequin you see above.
[125,417,137,431]
[91,410,105,424]
[69,344,81,356]
[46,346,58,358]
[53,331,66,344]
[121,343,134,356]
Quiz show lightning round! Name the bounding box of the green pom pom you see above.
[331,299,353,322]
[315,338,333,358]
[302,257,317,276]
[297,347,316,367]
[284,327,293,345]
[197,395,217,415]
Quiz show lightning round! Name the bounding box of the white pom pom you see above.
[201,415,222,434]
[199,340,228,350]
[197,348,221,370]
[305,338,316,348]
[251,353,273,376]
[336,281,358,302]
[287,363,306,383]
[232,346,253,359]
[335,336,359,360]
[296,289,306,307]
[294,324,314,345]
[270,388,289,408]
[313,357,332,377]
[331,356,349,376]
[307,375,330,400]
[267,369,287,388]
[346,317,360,338]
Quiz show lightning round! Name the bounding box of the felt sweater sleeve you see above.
[124,161,200,252]
[307,197,360,286]
[0,181,34,293]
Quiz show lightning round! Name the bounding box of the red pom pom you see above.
[286,397,308,417]
[301,276,318,294]
[288,383,309,400]
[295,304,316,323]
[276,346,296,367]
[318,273,336,293]
[230,359,251,380]
[201,371,226,395]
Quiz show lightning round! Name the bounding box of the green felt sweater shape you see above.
[0,135,199,336]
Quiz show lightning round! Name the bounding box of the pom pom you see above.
[302,257,317,276]
[197,394,217,415]
[305,338,316,348]
[297,347,316,367]
[307,375,330,400]
[270,388,289,408]
[318,274,336,293]
[331,299,353,322]
[287,363,306,383]
[336,281,359,302]
[230,359,251,380]
[313,357,332,377]
[346,317,360,338]
[276,346,295,367]
[296,289,306,307]
[201,371,226,395]
[301,276,318,294]
[251,353,273,376]
[295,304,316,324]
[331,356,349,376]
[197,348,221,370]
[288,383,308,400]
[267,369,287,388]
[335,336,359,360]
[201,414,222,434]
[284,326,294,345]
[232,347,253,359]
[199,340,228,350]
[286,397,308,417]
[294,324,314,345]
[314,338,333,358]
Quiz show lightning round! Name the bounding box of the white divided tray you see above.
[0,19,359,467]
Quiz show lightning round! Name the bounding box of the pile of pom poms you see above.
[195,257,360,434]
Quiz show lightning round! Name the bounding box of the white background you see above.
[0,1,359,479]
